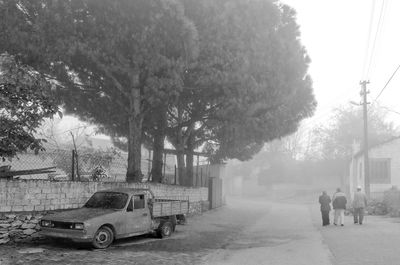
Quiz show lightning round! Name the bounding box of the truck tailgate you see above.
[152,200,189,217]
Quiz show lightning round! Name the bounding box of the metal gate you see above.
[209,177,223,209]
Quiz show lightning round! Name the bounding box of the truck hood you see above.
[42,207,117,222]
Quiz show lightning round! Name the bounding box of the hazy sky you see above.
[282,0,400,130]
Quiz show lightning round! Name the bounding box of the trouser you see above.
[353,207,365,224]
[321,210,330,226]
[334,209,345,225]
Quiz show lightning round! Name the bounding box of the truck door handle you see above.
[142,213,148,216]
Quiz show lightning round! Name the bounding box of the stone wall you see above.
[0,180,209,244]
[0,180,208,212]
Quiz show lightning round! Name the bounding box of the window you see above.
[370,158,391,184]
[133,195,145,209]
[84,192,128,210]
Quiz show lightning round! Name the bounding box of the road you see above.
[1,194,400,265]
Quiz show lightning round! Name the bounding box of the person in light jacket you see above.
[332,188,347,226]
[353,186,368,225]
[319,191,331,226]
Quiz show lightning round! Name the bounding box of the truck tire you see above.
[92,226,114,249]
[157,221,173,238]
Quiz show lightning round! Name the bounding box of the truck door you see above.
[124,194,151,235]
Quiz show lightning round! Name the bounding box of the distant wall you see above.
[0,180,208,213]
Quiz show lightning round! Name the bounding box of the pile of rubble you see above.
[0,214,43,245]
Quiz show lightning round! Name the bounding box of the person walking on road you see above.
[353,186,368,225]
[332,188,347,226]
[319,191,331,226]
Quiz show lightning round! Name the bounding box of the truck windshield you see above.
[84,192,128,210]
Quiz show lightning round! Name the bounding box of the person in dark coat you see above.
[332,188,347,226]
[319,191,331,226]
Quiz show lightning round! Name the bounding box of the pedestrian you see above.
[319,191,331,226]
[353,186,368,225]
[332,188,347,226]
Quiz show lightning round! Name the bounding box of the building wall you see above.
[0,180,208,213]
[350,138,400,198]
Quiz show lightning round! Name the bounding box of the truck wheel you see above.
[92,226,114,249]
[157,221,173,238]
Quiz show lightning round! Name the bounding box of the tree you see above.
[0,0,198,182]
[0,53,59,160]
[165,0,315,185]
[311,105,399,160]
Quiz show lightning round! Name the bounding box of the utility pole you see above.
[360,80,370,198]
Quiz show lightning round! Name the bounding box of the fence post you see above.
[174,165,177,185]
[148,150,152,180]
[163,153,167,179]
[200,168,203,187]
[71,150,75,181]
[75,150,80,181]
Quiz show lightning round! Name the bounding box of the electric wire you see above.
[362,0,377,79]
[373,63,400,102]
[365,0,388,79]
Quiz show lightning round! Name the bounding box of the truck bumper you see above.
[40,228,93,243]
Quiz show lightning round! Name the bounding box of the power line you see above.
[378,105,400,116]
[362,0,377,78]
[365,0,388,79]
[373,63,400,102]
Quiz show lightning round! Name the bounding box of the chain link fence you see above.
[0,148,211,186]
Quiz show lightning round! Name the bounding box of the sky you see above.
[282,0,400,132]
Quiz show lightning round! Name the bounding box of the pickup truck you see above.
[40,188,189,248]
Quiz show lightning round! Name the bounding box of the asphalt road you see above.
[1,194,399,265]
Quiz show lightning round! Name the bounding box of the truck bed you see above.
[152,198,189,218]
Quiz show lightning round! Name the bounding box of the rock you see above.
[8,229,23,237]
[0,237,10,244]
[11,220,23,227]
[5,214,16,220]
[26,215,32,221]
[18,215,27,221]
[35,224,41,230]
[29,219,39,224]
[0,223,11,229]
[23,229,36,235]
[31,233,43,239]
[21,223,36,229]
[34,215,43,220]
[17,248,45,254]
[0,232,9,239]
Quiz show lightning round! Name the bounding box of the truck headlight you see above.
[73,223,84,230]
[41,220,52,227]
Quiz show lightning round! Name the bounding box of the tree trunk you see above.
[185,134,195,187]
[176,146,186,186]
[151,109,167,183]
[126,89,143,182]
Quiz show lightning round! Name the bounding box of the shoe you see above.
[359,223,362,225]
[341,224,344,226]
[334,223,337,226]
[354,222,358,224]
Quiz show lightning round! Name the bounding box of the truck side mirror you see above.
[127,199,133,212]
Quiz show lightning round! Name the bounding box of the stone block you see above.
[0,206,12,213]
[11,220,23,227]
[34,205,45,212]
[23,205,34,212]
[46,193,58,199]
[11,206,23,212]
[29,199,41,205]
[23,228,36,235]
[21,223,36,229]
[0,223,11,229]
